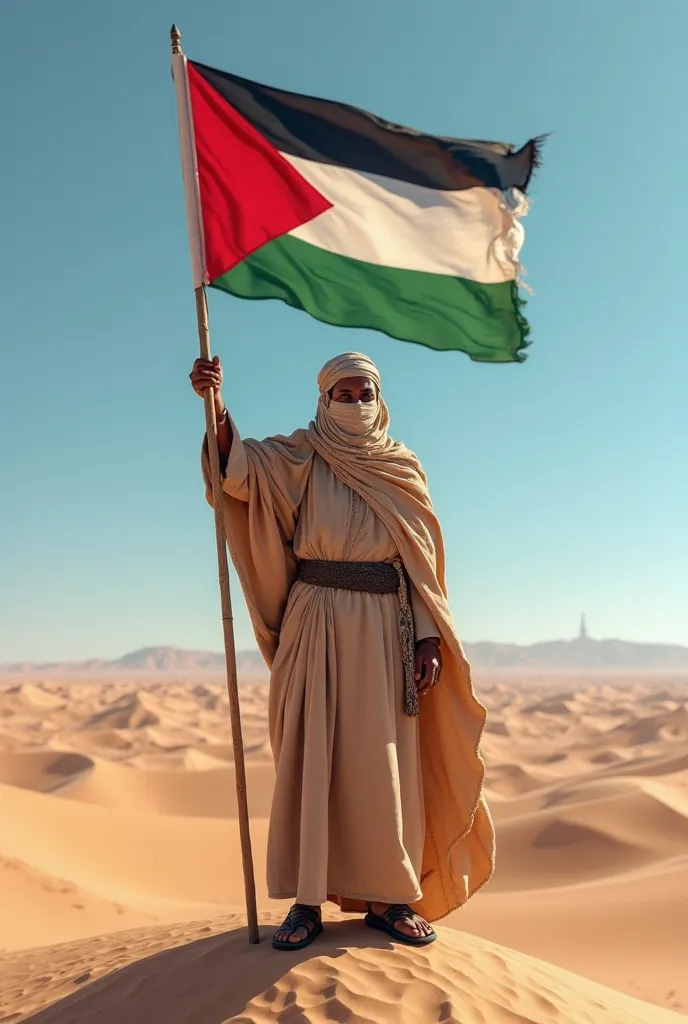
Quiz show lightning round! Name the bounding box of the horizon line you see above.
[3,632,688,667]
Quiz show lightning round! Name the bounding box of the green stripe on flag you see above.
[211,234,530,363]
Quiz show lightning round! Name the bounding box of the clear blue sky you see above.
[2,0,687,662]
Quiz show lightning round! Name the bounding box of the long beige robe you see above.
[225,440,437,905]
[202,418,495,922]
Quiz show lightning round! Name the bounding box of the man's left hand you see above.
[414,638,442,697]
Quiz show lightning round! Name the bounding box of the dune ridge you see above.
[1,919,685,1024]
[1,670,686,1019]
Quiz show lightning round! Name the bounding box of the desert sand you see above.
[1,670,687,1022]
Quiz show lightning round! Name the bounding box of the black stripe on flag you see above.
[191,61,542,193]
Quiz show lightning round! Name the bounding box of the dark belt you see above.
[298,559,398,593]
[296,559,419,716]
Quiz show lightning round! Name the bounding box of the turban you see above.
[317,352,382,396]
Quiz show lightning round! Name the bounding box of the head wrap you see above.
[313,352,390,453]
[317,352,381,395]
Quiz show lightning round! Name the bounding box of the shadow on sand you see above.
[22,920,399,1024]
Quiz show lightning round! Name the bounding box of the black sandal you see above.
[272,903,324,951]
[364,902,437,946]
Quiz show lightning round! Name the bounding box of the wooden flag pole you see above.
[171,24,260,945]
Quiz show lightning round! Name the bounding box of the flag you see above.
[182,60,543,362]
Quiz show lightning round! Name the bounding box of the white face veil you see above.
[314,352,391,451]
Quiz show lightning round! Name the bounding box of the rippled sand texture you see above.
[1,671,686,1021]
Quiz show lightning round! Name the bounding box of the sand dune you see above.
[56,759,276,817]
[483,761,548,796]
[451,859,688,1014]
[0,677,271,761]
[0,751,92,793]
[1,919,685,1024]
[1,670,686,1020]
[487,776,688,891]
[0,781,276,912]
[0,854,156,951]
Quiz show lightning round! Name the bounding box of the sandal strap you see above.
[379,903,417,926]
[283,903,321,931]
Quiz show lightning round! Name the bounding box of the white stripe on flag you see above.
[283,154,523,284]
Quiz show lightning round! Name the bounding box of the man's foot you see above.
[366,902,436,945]
[272,903,323,950]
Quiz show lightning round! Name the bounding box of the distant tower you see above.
[579,614,588,640]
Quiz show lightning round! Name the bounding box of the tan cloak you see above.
[201,406,495,922]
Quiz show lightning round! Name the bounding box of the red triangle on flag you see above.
[187,62,332,282]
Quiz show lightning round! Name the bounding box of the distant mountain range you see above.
[0,648,266,677]
[2,637,688,675]
[464,638,688,670]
